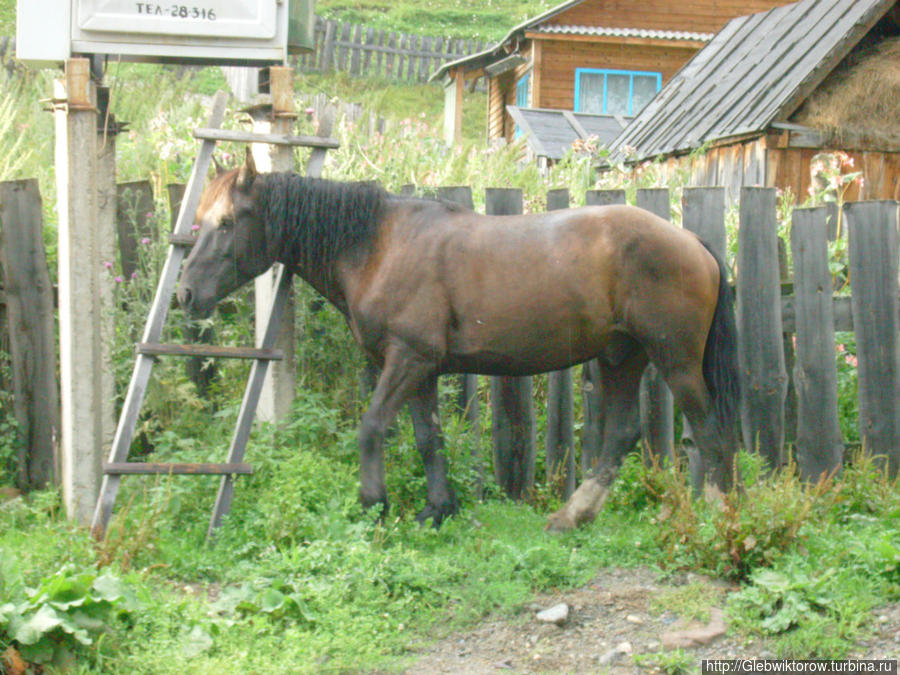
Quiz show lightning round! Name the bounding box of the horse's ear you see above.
[212,155,226,176]
[236,148,257,191]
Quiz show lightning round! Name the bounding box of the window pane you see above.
[578,72,605,114]
[516,74,529,107]
[605,74,630,116]
[632,75,659,114]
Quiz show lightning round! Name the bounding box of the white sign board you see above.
[18,0,289,66]
[76,0,276,39]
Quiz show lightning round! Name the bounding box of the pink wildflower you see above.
[141,237,151,245]
[114,276,123,283]
[103,261,113,270]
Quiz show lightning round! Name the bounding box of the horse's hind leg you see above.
[546,345,646,531]
[408,375,459,527]
[666,369,735,495]
[358,343,435,517]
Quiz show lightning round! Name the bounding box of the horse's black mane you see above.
[256,173,388,272]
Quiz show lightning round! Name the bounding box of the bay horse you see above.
[177,150,740,530]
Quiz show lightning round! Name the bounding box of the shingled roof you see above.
[609,0,899,162]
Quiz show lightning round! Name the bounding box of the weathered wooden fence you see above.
[294,17,488,83]
[5,178,898,496]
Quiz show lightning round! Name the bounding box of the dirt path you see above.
[400,566,900,673]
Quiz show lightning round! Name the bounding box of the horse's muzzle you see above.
[177,285,214,319]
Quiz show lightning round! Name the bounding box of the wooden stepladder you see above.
[90,88,338,541]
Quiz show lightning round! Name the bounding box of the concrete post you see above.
[96,88,118,465]
[249,67,296,423]
[54,59,106,523]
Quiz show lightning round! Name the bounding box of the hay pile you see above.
[792,36,900,145]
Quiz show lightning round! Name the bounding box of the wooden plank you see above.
[193,128,338,149]
[137,343,284,361]
[169,234,196,247]
[790,206,843,481]
[544,188,575,499]
[336,22,351,72]
[166,183,186,232]
[682,187,726,257]
[386,32,398,79]
[349,24,362,76]
[636,189,675,465]
[486,188,535,500]
[321,19,337,73]
[208,263,295,538]
[419,36,432,82]
[91,90,229,539]
[104,463,252,476]
[116,181,155,281]
[362,27,375,76]
[737,187,787,468]
[846,200,900,477]
[0,179,59,490]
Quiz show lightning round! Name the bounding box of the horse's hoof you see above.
[545,510,575,533]
[415,496,459,528]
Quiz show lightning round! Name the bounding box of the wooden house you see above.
[607,0,900,202]
[431,0,794,148]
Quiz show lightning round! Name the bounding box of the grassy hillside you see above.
[316,0,556,41]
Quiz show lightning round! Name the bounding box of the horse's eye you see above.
[219,217,234,230]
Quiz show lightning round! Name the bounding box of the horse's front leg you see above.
[408,375,459,527]
[358,343,433,518]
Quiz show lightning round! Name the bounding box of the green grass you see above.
[315,0,557,42]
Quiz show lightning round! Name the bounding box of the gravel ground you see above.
[399,566,900,674]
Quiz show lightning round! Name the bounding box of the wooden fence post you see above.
[545,188,575,498]
[846,200,900,476]
[486,188,535,499]
[581,189,625,474]
[737,187,787,469]
[682,187,727,487]
[790,206,843,480]
[0,179,59,489]
[635,188,674,465]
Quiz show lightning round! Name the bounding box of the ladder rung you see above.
[104,462,253,475]
[193,127,340,149]
[137,343,284,360]
[170,234,196,247]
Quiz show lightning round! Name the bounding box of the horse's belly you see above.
[445,314,607,376]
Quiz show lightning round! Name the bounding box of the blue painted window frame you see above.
[573,68,661,116]
[515,72,531,138]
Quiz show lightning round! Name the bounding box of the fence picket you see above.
[737,187,787,467]
[791,206,843,480]
[846,200,900,475]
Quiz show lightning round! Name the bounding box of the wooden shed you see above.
[607,0,900,202]
[431,0,794,146]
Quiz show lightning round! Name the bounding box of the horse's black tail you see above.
[700,241,741,435]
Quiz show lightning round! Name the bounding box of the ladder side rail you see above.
[91,91,229,538]
[207,264,293,538]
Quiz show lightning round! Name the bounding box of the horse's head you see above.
[178,150,274,318]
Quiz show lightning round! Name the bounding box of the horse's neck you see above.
[293,262,350,315]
